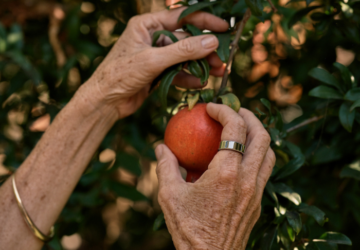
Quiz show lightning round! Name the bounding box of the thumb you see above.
[151,35,219,72]
[155,144,184,187]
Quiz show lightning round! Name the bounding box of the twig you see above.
[220,8,252,90]
[286,115,324,133]
[266,0,278,12]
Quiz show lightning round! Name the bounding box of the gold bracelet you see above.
[12,174,55,242]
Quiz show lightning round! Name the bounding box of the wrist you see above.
[72,82,119,125]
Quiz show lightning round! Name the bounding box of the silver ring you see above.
[219,141,245,154]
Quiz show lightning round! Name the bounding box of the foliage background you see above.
[0,0,359,249]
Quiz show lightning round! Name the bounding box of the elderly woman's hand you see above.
[155,103,276,250]
[80,8,228,119]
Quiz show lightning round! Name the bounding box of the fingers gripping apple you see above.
[164,104,222,182]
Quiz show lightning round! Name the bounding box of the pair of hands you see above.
[81,7,276,250]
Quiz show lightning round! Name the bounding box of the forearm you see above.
[0,83,118,249]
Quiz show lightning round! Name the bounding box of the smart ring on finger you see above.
[219,141,246,155]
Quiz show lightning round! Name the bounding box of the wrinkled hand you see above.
[155,103,276,250]
[82,8,228,119]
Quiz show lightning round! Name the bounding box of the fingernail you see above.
[155,145,163,159]
[201,36,217,49]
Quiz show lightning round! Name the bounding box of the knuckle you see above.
[241,182,256,198]
[128,16,139,26]
[234,117,247,131]
[178,39,196,54]
[259,131,271,145]
[218,169,238,183]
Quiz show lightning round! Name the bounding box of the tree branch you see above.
[220,8,252,90]
[286,115,324,133]
[266,0,277,12]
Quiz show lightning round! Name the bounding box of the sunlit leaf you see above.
[218,93,241,112]
[273,183,302,205]
[315,232,352,245]
[286,210,302,235]
[340,161,360,180]
[187,92,200,110]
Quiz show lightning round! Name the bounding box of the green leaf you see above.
[350,99,360,111]
[260,98,272,112]
[107,180,148,201]
[275,142,305,180]
[265,182,279,207]
[245,0,263,17]
[201,89,215,103]
[279,222,291,248]
[7,24,23,50]
[288,5,323,28]
[339,102,355,132]
[333,62,353,89]
[178,2,218,21]
[188,60,204,78]
[310,12,329,21]
[344,88,360,101]
[340,161,360,181]
[287,222,295,242]
[231,0,248,15]
[308,68,342,92]
[276,109,284,131]
[316,232,352,245]
[216,33,231,62]
[153,213,165,231]
[113,152,142,176]
[298,203,327,226]
[152,30,179,46]
[159,68,181,108]
[199,58,210,85]
[309,86,343,100]
[218,93,241,112]
[314,242,337,250]
[285,211,302,234]
[273,183,302,205]
[187,92,200,110]
[260,227,277,250]
[5,51,41,85]
[184,24,202,36]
